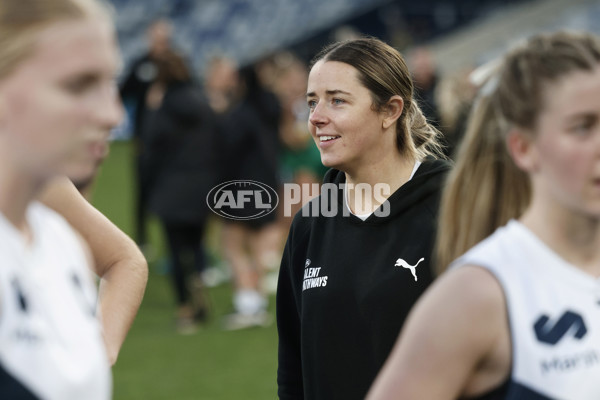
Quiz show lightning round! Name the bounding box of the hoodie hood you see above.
[321,158,452,224]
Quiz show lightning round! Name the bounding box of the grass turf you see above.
[91,141,278,400]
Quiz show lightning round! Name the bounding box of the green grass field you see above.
[92,141,278,400]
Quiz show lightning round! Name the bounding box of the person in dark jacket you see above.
[276,37,450,399]
[119,19,173,247]
[218,64,283,330]
[143,50,218,333]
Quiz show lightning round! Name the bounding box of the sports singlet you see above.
[0,202,111,400]
[453,220,600,400]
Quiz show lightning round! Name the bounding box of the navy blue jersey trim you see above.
[0,364,40,399]
[506,381,553,399]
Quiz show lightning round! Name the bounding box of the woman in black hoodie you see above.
[276,37,451,400]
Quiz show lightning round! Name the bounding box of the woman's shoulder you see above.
[29,201,71,229]
[29,202,80,243]
[415,158,453,179]
[440,264,505,305]
[409,264,507,354]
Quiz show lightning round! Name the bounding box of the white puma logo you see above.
[394,257,425,281]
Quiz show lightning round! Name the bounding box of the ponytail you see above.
[403,100,446,160]
[434,95,530,274]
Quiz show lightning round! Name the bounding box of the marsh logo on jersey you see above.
[302,259,328,291]
[534,311,599,374]
[534,310,587,345]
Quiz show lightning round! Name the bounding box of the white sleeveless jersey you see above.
[0,202,111,400]
[453,220,600,400]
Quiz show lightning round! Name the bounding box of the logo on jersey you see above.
[394,257,424,281]
[11,278,28,312]
[534,310,587,345]
[302,259,328,291]
[71,272,96,317]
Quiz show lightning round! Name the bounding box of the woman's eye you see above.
[62,76,97,95]
[65,82,89,94]
[571,118,596,136]
[332,98,345,105]
[307,100,317,110]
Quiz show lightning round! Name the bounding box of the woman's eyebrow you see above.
[306,89,352,97]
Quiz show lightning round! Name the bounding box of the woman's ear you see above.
[506,128,538,172]
[382,95,404,129]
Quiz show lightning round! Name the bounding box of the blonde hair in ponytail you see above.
[405,101,446,160]
[435,94,529,273]
[311,37,446,160]
[435,30,600,274]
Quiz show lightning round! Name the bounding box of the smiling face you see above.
[0,16,123,185]
[306,60,392,173]
[521,66,600,216]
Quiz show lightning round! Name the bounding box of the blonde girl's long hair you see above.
[435,30,600,274]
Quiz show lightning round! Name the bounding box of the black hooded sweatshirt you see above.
[277,159,451,400]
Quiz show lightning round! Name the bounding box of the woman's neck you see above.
[520,200,600,276]
[0,160,41,242]
[344,152,416,215]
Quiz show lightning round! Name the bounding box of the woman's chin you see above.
[320,156,341,170]
[63,164,99,189]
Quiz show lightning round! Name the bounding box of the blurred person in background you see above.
[435,67,478,159]
[143,49,218,334]
[204,55,239,115]
[219,63,283,330]
[408,46,441,129]
[0,0,133,397]
[120,18,174,251]
[276,37,450,400]
[368,31,600,400]
[271,52,328,233]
